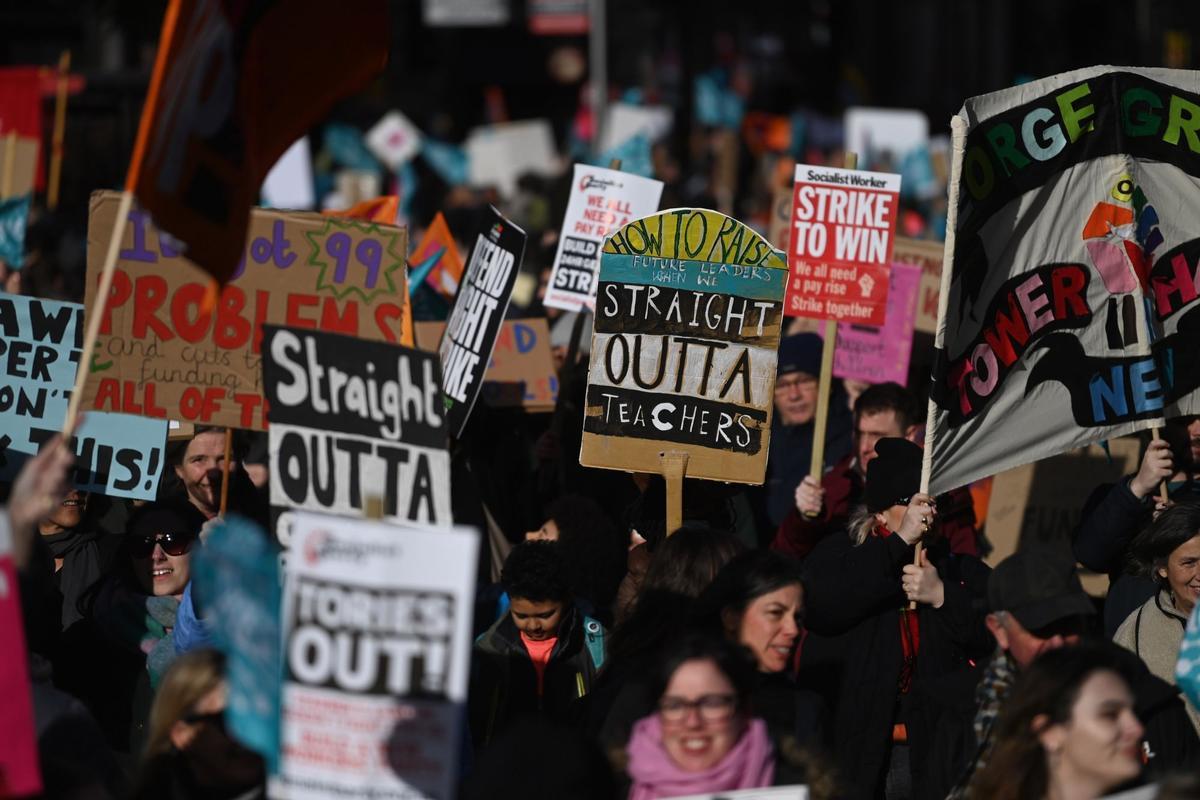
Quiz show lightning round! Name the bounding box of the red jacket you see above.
[771,454,979,559]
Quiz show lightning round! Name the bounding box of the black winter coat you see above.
[800,530,991,800]
[468,605,604,750]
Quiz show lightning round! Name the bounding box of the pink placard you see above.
[831,261,921,385]
[0,546,41,796]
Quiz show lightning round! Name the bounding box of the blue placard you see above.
[599,253,784,301]
[191,516,282,773]
[0,292,168,500]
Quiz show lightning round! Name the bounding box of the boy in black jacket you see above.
[469,541,605,751]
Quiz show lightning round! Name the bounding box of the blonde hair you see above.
[848,505,877,546]
[143,649,225,760]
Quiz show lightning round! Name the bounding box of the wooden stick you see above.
[805,152,857,516]
[914,116,969,608]
[62,190,134,439]
[48,50,70,210]
[218,427,233,515]
[364,494,384,520]
[661,451,689,536]
[2,132,16,199]
[1150,427,1170,503]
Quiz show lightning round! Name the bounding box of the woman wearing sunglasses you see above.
[619,634,833,799]
[77,500,205,755]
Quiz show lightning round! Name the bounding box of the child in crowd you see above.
[469,541,606,750]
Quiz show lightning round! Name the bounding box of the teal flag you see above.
[0,194,30,268]
[192,516,282,773]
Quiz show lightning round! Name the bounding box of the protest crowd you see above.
[5,3,1200,800]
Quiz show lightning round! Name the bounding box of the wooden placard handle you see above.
[804,152,857,518]
[660,451,689,536]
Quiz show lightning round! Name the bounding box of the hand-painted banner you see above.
[784,164,901,324]
[262,326,450,548]
[830,261,921,385]
[439,207,526,438]
[82,191,411,431]
[279,513,478,800]
[0,293,167,500]
[580,209,788,484]
[929,66,1200,493]
[416,318,557,412]
[544,164,664,313]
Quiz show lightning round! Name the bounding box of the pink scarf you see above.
[626,714,775,800]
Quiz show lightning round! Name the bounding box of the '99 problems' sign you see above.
[580,209,787,484]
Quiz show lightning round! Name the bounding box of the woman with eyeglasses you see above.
[620,634,834,800]
[132,648,265,800]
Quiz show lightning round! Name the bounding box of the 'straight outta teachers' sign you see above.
[82,191,410,431]
[580,209,787,484]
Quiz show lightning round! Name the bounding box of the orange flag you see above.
[127,0,388,285]
[322,195,399,225]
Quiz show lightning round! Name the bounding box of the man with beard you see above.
[1074,417,1200,635]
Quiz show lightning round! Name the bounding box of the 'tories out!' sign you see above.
[784,164,901,325]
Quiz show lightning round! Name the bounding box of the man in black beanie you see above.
[760,332,852,532]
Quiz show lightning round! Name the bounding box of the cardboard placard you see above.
[983,438,1140,595]
[830,262,921,385]
[580,209,788,484]
[416,319,557,412]
[82,191,410,430]
[783,164,901,324]
[543,164,665,313]
[262,326,450,548]
[439,207,526,438]
[891,236,943,335]
[279,513,478,800]
[0,293,168,500]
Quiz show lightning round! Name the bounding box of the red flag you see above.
[0,67,44,190]
[129,0,388,284]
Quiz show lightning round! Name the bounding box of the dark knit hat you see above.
[127,500,205,540]
[864,438,922,512]
[776,333,822,378]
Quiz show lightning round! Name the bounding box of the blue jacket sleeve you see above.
[173,581,214,655]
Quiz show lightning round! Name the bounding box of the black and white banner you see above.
[439,206,526,438]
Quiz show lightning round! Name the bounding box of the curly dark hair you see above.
[501,541,572,604]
